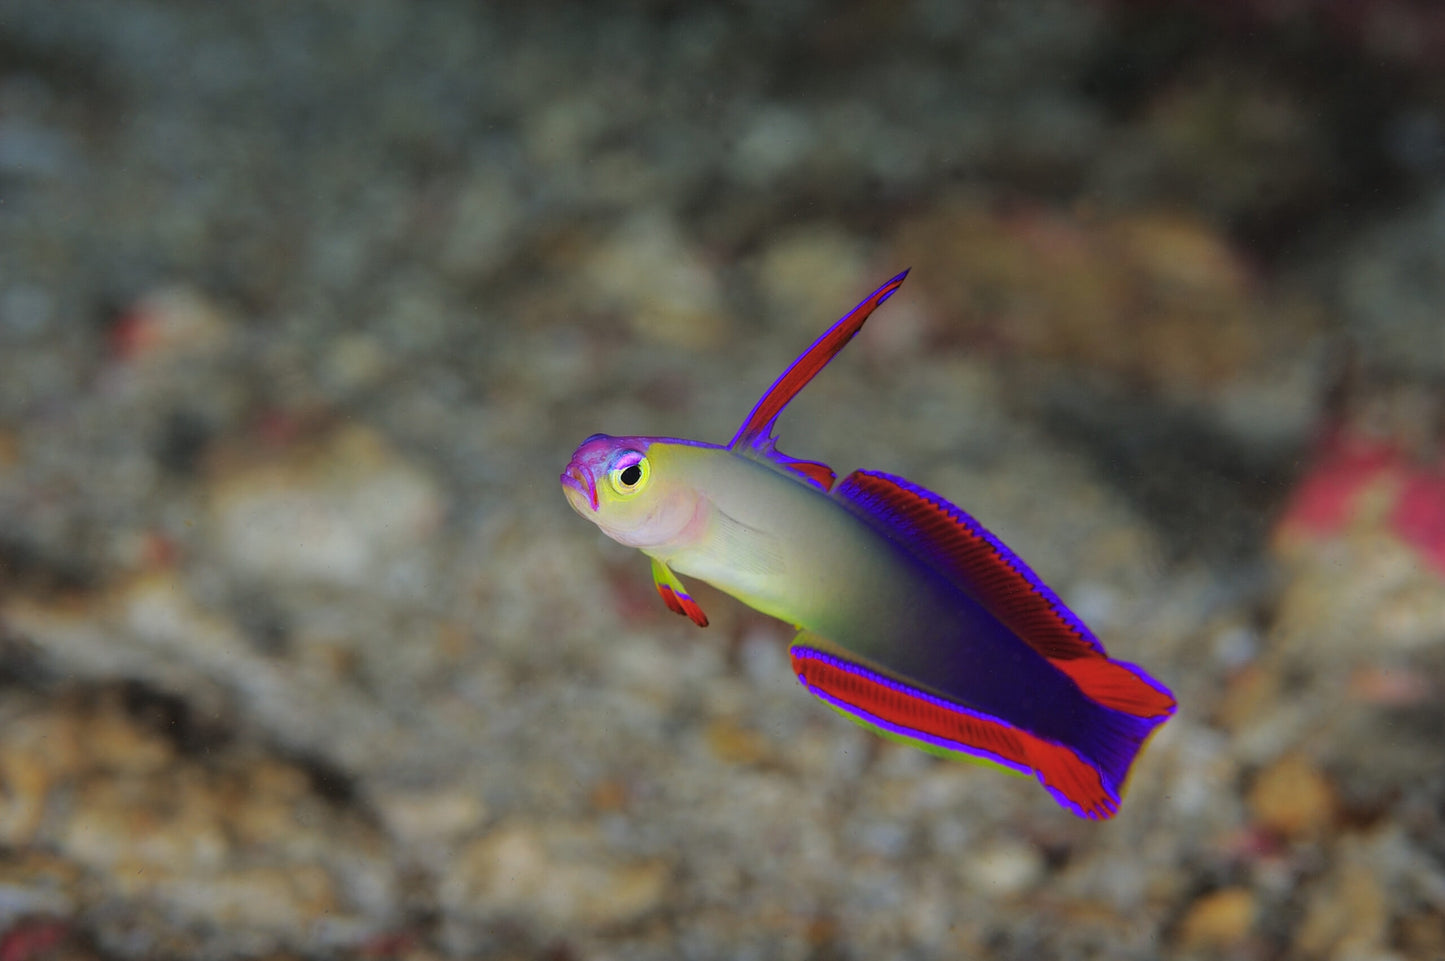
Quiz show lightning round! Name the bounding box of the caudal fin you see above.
[1032,695,1169,819]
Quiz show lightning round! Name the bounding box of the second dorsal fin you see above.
[832,470,1175,720]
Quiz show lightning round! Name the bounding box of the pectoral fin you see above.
[651,558,708,627]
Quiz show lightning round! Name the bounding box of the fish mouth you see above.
[560,464,598,512]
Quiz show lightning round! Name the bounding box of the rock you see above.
[1271,429,1445,662]
[890,199,1323,412]
[373,787,487,850]
[0,427,18,474]
[439,822,669,930]
[1,573,403,776]
[1248,754,1336,839]
[111,286,234,365]
[729,105,816,185]
[153,865,341,935]
[1276,430,1442,560]
[0,740,56,847]
[582,211,727,350]
[704,718,776,768]
[208,424,445,589]
[319,333,391,397]
[1398,910,1445,959]
[439,172,525,280]
[753,226,869,331]
[963,839,1045,896]
[1176,887,1256,951]
[1346,665,1432,707]
[0,283,54,338]
[1136,63,1334,228]
[603,636,685,710]
[0,852,78,926]
[1296,857,1388,960]
[0,692,395,953]
[1340,188,1445,378]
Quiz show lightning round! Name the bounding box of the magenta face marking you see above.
[560,434,652,513]
[610,449,645,472]
[560,463,597,511]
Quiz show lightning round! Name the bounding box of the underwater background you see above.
[1,1,1444,958]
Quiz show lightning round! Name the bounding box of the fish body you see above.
[562,272,1175,818]
[637,444,1070,725]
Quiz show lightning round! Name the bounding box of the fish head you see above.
[561,434,700,549]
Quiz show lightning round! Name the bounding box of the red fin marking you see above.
[656,582,687,617]
[730,270,909,449]
[791,647,1030,768]
[676,591,709,627]
[792,646,1120,819]
[656,582,708,627]
[1026,739,1121,820]
[834,470,1176,721]
[779,456,837,492]
[1053,658,1175,718]
[834,470,1104,660]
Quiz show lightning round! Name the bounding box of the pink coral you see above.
[1278,428,1445,576]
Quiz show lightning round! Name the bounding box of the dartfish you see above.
[561,271,1175,818]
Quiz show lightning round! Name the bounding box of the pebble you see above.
[704,718,776,767]
[1296,858,1388,960]
[319,333,390,396]
[372,787,487,850]
[111,286,234,365]
[0,740,53,847]
[1176,887,1256,951]
[962,839,1045,896]
[439,822,669,929]
[1248,754,1336,839]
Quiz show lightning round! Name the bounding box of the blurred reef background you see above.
[1,1,1445,958]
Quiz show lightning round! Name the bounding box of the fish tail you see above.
[1035,656,1174,818]
[1032,697,1169,820]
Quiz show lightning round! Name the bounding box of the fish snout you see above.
[560,463,599,512]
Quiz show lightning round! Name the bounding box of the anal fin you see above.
[789,635,1141,820]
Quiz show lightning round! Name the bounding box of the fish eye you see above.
[607,452,649,495]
